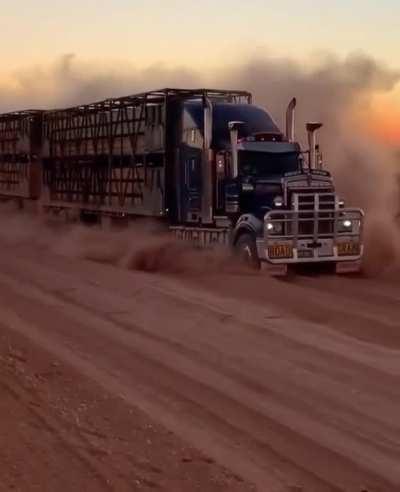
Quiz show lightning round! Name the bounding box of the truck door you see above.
[182,147,202,223]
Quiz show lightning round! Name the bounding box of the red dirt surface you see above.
[0,327,253,492]
[0,234,400,491]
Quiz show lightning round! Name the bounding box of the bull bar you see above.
[260,207,364,264]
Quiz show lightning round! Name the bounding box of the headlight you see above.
[338,218,352,232]
[273,195,284,208]
[266,221,283,235]
[342,219,352,228]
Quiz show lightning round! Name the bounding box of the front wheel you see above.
[235,233,261,270]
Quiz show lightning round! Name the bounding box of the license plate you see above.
[267,244,293,259]
[337,242,360,256]
[298,249,313,259]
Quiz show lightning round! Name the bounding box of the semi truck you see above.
[0,88,364,274]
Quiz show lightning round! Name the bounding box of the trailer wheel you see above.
[235,233,261,270]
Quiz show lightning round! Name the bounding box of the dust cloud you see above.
[0,55,200,112]
[0,204,239,276]
[214,54,400,275]
[56,224,235,276]
[1,51,400,275]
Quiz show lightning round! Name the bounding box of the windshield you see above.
[238,151,300,178]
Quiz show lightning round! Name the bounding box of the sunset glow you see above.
[374,113,400,146]
[0,0,399,147]
[359,87,400,146]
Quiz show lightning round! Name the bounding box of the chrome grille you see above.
[294,192,336,211]
[289,192,337,237]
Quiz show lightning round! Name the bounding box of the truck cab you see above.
[178,93,364,274]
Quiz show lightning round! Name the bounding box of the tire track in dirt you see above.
[0,318,254,492]
[0,350,118,491]
[0,248,400,490]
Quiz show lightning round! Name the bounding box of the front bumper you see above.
[257,208,364,265]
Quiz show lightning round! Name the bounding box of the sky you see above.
[1,0,399,70]
[0,0,399,142]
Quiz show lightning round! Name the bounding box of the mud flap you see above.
[262,262,288,277]
[335,260,362,274]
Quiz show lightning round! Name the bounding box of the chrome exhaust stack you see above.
[306,122,323,169]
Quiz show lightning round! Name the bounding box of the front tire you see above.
[235,233,261,270]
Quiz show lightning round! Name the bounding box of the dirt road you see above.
[0,238,399,491]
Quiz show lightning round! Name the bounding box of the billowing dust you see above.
[1,52,399,276]
[0,204,248,277]
[0,199,397,279]
[322,135,400,276]
[223,54,400,276]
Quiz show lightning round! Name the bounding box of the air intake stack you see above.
[285,98,297,142]
[228,121,244,178]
